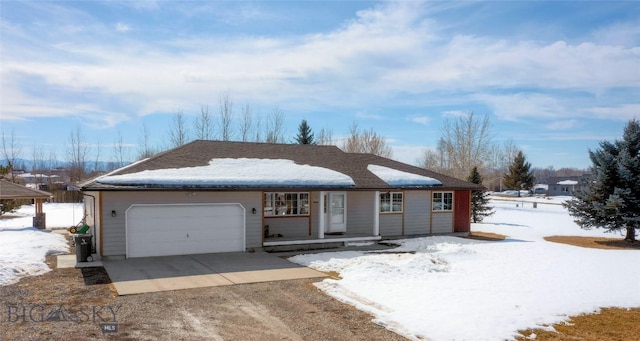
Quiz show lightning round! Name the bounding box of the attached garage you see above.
[125,203,245,258]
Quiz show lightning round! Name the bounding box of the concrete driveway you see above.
[103,252,327,295]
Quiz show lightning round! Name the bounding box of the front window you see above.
[432,192,453,211]
[264,192,310,216]
[380,192,403,213]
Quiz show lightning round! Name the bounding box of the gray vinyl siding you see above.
[379,213,402,236]
[346,191,375,235]
[264,216,310,238]
[404,191,430,235]
[431,212,453,233]
[100,191,262,257]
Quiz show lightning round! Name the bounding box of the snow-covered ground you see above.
[290,197,640,341]
[0,203,78,286]
[0,202,84,229]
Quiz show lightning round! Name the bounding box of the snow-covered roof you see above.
[367,165,442,187]
[98,158,355,188]
[82,141,481,191]
[18,173,59,178]
[557,180,578,185]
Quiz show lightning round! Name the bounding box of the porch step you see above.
[263,235,383,253]
[264,242,345,253]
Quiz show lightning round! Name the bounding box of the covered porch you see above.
[0,179,53,229]
[262,190,383,248]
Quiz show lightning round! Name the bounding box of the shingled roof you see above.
[0,179,53,199]
[81,140,482,191]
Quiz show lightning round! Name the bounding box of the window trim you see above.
[432,191,453,212]
[379,191,403,213]
[263,192,310,217]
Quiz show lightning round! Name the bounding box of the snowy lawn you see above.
[0,203,78,286]
[289,197,640,341]
[0,202,84,229]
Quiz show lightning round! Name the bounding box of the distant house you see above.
[547,175,590,196]
[80,141,482,259]
[17,173,61,190]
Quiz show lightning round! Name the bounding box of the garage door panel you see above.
[126,204,245,258]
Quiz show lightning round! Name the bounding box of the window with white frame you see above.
[432,192,453,211]
[264,192,310,216]
[380,192,403,213]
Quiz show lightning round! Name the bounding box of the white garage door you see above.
[126,203,245,258]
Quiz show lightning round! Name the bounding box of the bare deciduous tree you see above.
[317,127,334,145]
[66,126,90,182]
[442,112,492,179]
[219,93,234,141]
[254,115,263,142]
[138,121,155,159]
[167,111,190,148]
[194,105,214,140]
[93,137,103,174]
[112,130,129,170]
[45,147,59,184]
[28,142,47,189]
[420,112,493,180]
[239,103,253,142]
[31,142,45,174]
[341,122,393,158]
[265,108,285,144]
[1,129,22,181]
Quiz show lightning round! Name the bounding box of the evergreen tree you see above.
[295,119,315,145]
[0,162,21,214]
[564,119,640,242]
[467,166,494,223]
[503,151,535,192]
[0,162,11,178]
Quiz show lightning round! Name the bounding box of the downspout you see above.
[318,191,325,239]
[373,191,380,236]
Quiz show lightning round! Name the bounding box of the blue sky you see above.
[1,1,638,170]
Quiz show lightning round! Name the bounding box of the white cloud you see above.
[441,110,467,118]
[407,115,431,125]
[586,104,640,121]
[475,93,566,121]
[591,20,640,48]
[115,22,130,32]
[545,120,579,131]
[356,112,386,121]
[390,145,427,166]
[0,0,638,130]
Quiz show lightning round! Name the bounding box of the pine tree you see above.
[503,151,535,192]
[564,119,640,242]
[467,166,494,223]
[0,162,20,214]
[295,119,315,145]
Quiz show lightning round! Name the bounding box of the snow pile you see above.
[0,228,69,286]
[0,203,84,229]
[98,158,355,187]
[367,165,441,186]
[289,198,640,341]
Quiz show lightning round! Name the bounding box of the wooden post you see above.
[33,198,46,229]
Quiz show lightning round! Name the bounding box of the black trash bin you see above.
[74,234,93,262]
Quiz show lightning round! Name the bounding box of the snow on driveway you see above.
[0,203,77,285]
[290,198,640,341]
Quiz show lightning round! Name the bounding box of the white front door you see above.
[327,192,347,233]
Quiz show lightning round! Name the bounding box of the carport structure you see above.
[0,179,53,229]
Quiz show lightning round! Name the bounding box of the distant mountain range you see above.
[0,158,130,172]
